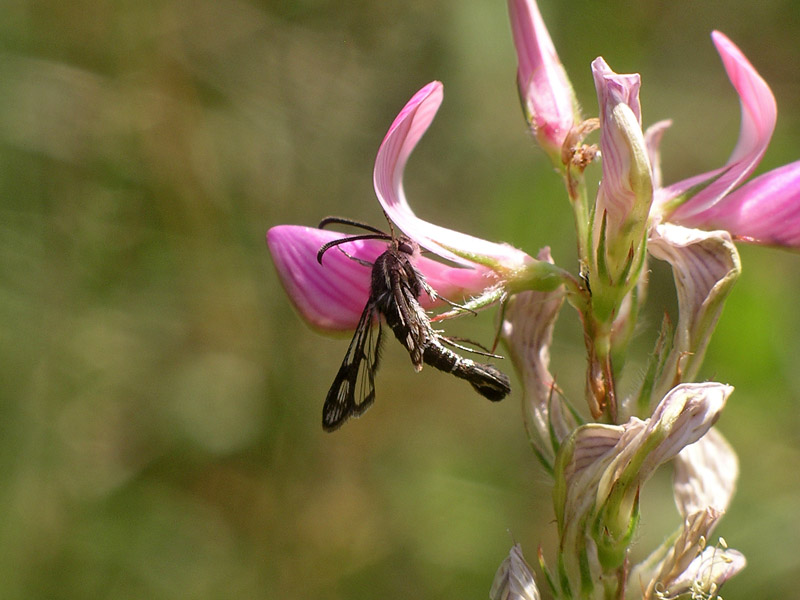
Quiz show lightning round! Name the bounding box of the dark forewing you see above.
[322,302,383,432]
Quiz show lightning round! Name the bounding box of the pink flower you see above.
[652,32,800,248]
[507,0,578,163]
[268,82,534,331]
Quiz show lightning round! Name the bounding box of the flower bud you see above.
[508,0,579,164]
[591,58,653,294]
[490,544,541,600]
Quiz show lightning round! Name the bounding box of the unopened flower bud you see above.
[508,0,580,165]
[591,58,653,301]
[490,544,541,600]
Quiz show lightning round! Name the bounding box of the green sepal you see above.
[593,489,640,570]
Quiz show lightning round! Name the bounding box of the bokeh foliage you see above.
[2,0,800,598]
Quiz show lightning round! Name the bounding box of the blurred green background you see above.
[2,0,800,598]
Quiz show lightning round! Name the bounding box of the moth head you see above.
[397,236,420,257]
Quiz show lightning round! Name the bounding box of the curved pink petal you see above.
[373,81,533,271]
[644,119,672,190]
[659,31,777,222]
[686,160,800,247]
[266,225,498,331]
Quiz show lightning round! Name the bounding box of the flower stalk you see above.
[266,1,798,597]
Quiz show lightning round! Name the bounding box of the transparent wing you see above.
[322,302,383,432]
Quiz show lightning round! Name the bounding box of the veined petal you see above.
[490,544,541,600]
[373,82,534,271]
[638,383,732,477]
[674,428,738,517]
[553,419,639,587]
[644,119,672,190]
[501,247,570,465]
[679,159,800,248]
[508,0,578,161]
[658,31,777,221]
[266,225,496,331]
[555,420,637,531]
[658,546,746,600]
[593,57,642,124]
[633,508,729,600]
[595,383,730,542]
[648,224,741,400]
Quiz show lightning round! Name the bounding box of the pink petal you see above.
[681,159,800,248]
[508,0,577,157]
[267,225,376,331]
[501,247,571,464]
[659,31,777,222]
[673,428,738,517]
[647,224,740,397]
[644,119,672,190]
[663,547,746,598]
[266,225,497,331]
[373,82,533,270]
[591,57,652,284]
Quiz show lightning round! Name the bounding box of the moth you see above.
[316,216,511,432]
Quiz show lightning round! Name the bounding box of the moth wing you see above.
[322,302,383,432]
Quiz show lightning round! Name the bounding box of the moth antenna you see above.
[317,233,392,264]
[381,209,397,242]
[318,216,387,235]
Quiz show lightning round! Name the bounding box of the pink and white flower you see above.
[268,82,535,332]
